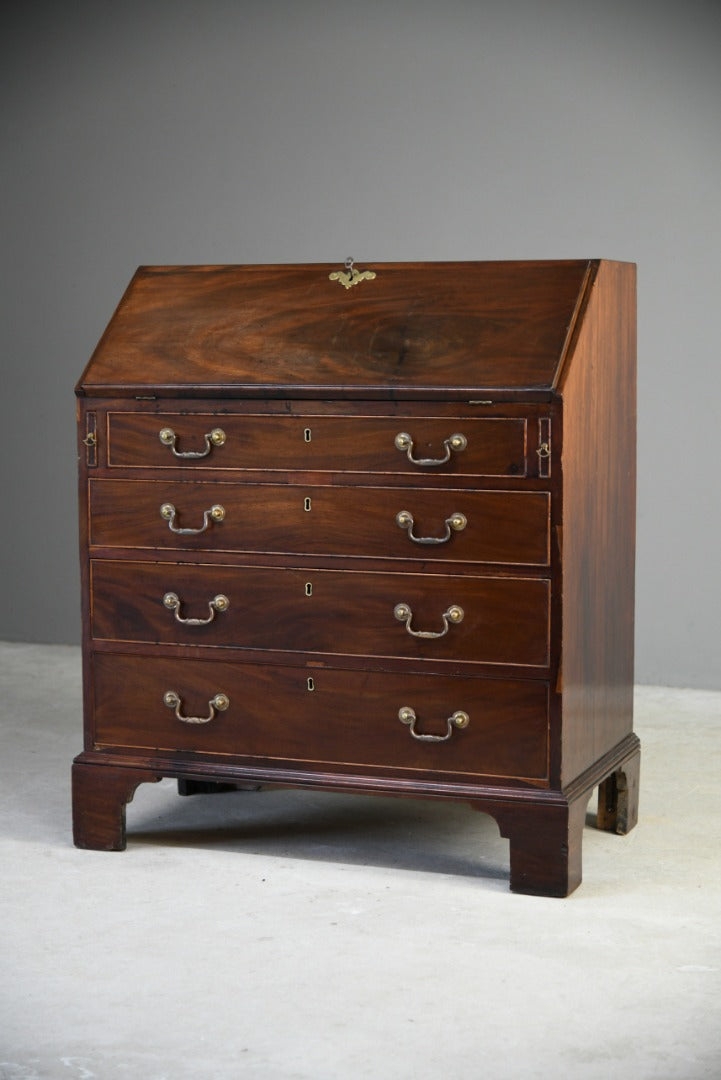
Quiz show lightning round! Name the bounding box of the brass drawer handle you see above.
[395,510,467,545]
[398,706,470,742]
[159,426,226,458]
[395,431,467,467]
[394,602,464,639]
[163,592,229,625]
[163,690,229,725]
[160,502,225,535]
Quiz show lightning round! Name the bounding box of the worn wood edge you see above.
[555,260,637,784]
[73,751,562,806]
[134,259,595,275]
[85,638,552,681]
[71,761,163,850]
[75,384,558,402]
[554,259,637,394]
[551,259,599,391]
[562,733,640,804]
[75,268,145,396]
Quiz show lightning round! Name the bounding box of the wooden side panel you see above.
[558,261,636,784]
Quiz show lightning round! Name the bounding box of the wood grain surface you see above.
[558,260,636,783]
[91,653,550,782]
[77,261,594,398]
[90,559,550,668]
[88,478,551,565]
[107,410,529,476]
[73,258,638,895]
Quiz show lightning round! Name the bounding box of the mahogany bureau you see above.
[72,259,640,896]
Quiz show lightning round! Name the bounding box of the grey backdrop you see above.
[2,0,720,687]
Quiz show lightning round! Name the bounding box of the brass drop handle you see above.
[160,502,225,535]
[398,706,470,742]
[163,690,230,725]
[159,426,226,458]
[395,510,467,545]
[395,431,467,467]
[394,602,464,639]
[163,592,229,625]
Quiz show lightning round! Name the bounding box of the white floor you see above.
[1,642,720,1080]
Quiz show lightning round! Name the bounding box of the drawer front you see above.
[107,412,529,477]
[90,560,550,668]
[88,480,550,566]
[92,654,550,781]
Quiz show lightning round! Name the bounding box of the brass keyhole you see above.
[307,677,315,692]
[304,428,312,443]
[305,582,313,597]
[304,497,312,512]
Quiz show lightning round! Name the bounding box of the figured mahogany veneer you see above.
[73,259,639,896]
[76,261,591,398]
[88,479,550,566]
[91,653,550,782]
[107,412,529,476]
[90,559,550,668]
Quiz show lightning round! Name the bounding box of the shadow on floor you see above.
[127,783,510,882]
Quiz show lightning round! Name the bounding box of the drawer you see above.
[88,480,550,566]
[92,654,550,781]
[90,560,550,668]
[107,412,529,477]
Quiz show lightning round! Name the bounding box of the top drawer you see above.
[106,412,529,477]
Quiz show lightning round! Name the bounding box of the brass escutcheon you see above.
[328,257,376,290]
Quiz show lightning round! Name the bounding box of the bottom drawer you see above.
[92,654,549,782]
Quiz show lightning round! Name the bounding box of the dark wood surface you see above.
[88,478,551,566]
[72,762,160,850]
[493,790,588,896]
[77,261,595,399]
[89,559,550,668]
[597,750,640,835]
[107,410,529,477]
[73,258,638,895]
[557,260,636,783]
[91,653,550,782]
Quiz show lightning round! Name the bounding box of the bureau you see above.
[72,259,639,896]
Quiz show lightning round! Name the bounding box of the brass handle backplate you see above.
[159,427,226,458]
[395,510,467,545]
[163,690,229,725]
[395,431,467,467]
[163,592,229,625]
[160,502,225,535]
[394,602,464,639]
[398,706,470,742]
